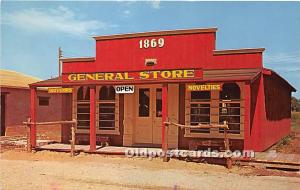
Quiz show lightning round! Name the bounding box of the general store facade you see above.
[30,28,296,152]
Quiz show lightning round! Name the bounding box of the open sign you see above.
[115,85,134,94]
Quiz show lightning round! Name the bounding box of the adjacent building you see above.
[0,69,66,141]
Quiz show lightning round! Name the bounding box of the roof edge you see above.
[214,48,265,55]
[263,68,296,92]
[29,76,62,87]
[0,85,31,90]
[0,85,48,91]
[93,28,218,41]
[61,57,95,63]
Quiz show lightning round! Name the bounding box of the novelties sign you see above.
[186,84,222,91]
[48,88,73,93]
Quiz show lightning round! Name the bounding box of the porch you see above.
[35,142,300,171]
[28,68,266,152]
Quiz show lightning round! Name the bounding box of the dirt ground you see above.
[1,150,300,190]
[275,112,300,154]
[1,113,299,190]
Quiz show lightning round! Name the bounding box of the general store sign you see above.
[48,87,73,93]
[63,69,202,83]
[187,84,222,91]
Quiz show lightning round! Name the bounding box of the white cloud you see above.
[265,51,300,64]
[118,0,136,5]
[149,0,160,9]
[124,10,131,15]
[2,6,116,36]
[119,0,161,9]
[264,51,300,73]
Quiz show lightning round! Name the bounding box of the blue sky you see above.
[1,1,300,97]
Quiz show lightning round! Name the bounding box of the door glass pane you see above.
[139,88,150,117]
[156,89,162,117]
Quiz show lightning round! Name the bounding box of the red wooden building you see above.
[29,28,296,152]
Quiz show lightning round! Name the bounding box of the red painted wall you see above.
[213,53,262,70]
[64,33,216,74]
[245,74,292,151]
[63,32,264,76]
[1,87,66,139]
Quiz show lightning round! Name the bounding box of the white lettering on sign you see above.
[115,85,134,94]
[139,38,164,49]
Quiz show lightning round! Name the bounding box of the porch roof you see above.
[29,68,262,87]
[30,76,63,87]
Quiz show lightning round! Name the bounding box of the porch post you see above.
[89,86,96,151]
[30,87,37,149]
[244,82,251,150]
[162,84,168,161]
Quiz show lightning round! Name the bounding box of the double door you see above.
[135,85,162,145]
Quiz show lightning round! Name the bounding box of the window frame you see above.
[74,86,91,132]
[189,91,211,133]
[219,83,242,134]
[73,86,120,135]
[96,86,120,135]
[38,96,50,106]
[184,83,245,139]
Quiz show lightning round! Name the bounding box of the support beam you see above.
[30,87,37,149]
[244,82,251,150]
[162,84,168,161]
[89,86,96,151]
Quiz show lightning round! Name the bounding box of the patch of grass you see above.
[291,112,300,120]
[280,135,292,146]
[276,135,293,152]
[291,112,300,132]
[275,112,300,152]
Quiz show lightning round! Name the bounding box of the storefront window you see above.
[219,83,241,134]
[190,91,211,133]
[77,86,90,129]
[139,88,150,117]
[99,86,116,130]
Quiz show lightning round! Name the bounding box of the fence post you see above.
[163,121,170,162]
[26,118,32,152]
[70,121,76,157]
[224,121,232,169]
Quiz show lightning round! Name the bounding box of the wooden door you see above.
[135,85,162,145]
[152,88,162,144]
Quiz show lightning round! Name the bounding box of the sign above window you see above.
[187,84,222,91]
[48,88,73,93]
[115,85,134,94]
[63,69,203,83]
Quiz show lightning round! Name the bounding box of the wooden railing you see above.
[23,119,77,156]
[164,121,232,168]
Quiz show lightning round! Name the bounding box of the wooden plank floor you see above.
[37,143,157,155]
[37,143,300,169]
[249,152,300,165]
